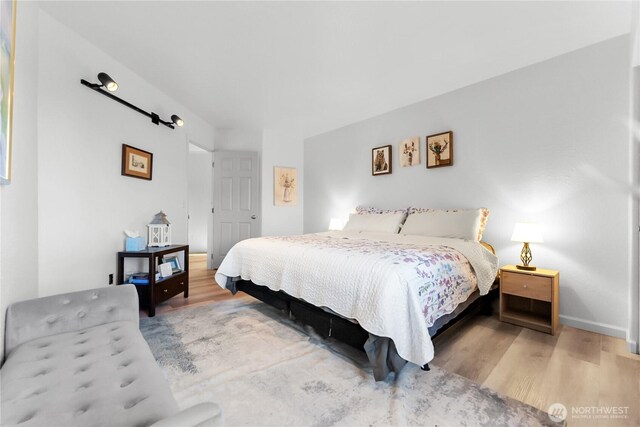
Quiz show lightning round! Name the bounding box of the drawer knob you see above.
[523,284,528,288]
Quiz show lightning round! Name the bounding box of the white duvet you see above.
[215,231,498,367]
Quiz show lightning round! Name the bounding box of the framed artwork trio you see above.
[371,131,453,176]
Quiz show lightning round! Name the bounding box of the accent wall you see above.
[304,35,632,340]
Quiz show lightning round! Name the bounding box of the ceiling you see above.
[40,1,632,138]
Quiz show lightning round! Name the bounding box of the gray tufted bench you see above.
[0,285,222,427]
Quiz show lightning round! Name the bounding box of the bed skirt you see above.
[224,277,497,381]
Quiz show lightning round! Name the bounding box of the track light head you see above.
[97,72,118,92]
[171,115,184,127]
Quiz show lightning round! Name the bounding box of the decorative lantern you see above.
[147,211,171,247]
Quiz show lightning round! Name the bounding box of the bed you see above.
[215,208,499,380]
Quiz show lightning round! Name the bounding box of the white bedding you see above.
[215,231,498,367]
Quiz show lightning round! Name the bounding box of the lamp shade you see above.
[328,218,344,231]
[511,222,543,243]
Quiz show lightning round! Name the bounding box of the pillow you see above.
[408,207,490,240]
[342,212,406,234]
[356,206,409,215]
[402,208,487,241]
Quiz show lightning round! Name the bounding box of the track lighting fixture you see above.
[80,72,183,130]
[171,115,184,127]
[97,72,118,92]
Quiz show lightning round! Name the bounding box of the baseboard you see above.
[559,315,627,339]
[628,340,639,354]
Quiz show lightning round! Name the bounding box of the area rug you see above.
[140,298,557,426]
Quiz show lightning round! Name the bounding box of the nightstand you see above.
[499,265,559,335]
[117,244,189,317]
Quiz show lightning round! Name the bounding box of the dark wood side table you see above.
[117,244,189,317]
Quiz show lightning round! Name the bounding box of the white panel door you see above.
[212,151,260,268]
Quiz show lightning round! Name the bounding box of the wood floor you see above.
[143,253,251,317]
[432,314,640,426]
[149,254,640,426]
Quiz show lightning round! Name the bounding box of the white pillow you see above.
[342,212,406,234]
[401,209,483,241]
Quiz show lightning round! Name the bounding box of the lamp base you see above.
[517,242,536,271]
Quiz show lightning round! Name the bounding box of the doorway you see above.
[187,142,214,268]
[212,151,261,268]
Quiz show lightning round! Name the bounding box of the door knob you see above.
[251,215,257,219]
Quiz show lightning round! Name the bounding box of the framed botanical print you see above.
[274,166,297,206]
[122,144,153,180]
[372,145,392,176]
[426,131,453,168]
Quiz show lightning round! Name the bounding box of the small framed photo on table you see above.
[159,263,173,278]
[372,145,392,176]
[162,255,181,273]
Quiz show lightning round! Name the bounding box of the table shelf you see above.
[117,245,189,317]
[499,265,559,335]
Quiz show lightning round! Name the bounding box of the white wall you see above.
[261,128,304,236]
[36,10,215,296]
[211,127,303,236]
[305,35,632,338]
[188,149,212,253]
[630,63,640,352]
[629,4,640,352]
[0,2,40,360]
[214,128,262,152]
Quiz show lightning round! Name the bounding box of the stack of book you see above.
[129,272,149,285]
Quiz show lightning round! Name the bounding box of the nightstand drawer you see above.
[501,271,552,302]
[155,275,187,304]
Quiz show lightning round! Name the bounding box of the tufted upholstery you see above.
[1,285,223,427]
[4,285,140,357]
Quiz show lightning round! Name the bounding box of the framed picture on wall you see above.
[0,0,17,185]
[122,144,153,180]
[399,137,420,167]
[372,145,392,175]
[274,166,297,206]
[426,131,453,168]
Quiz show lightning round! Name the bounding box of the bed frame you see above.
[231,241,498,372]
[234,278,498,371]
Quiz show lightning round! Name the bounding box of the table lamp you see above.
[511,222,543,271]
[328,218,344,231]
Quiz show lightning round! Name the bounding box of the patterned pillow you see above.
[355,207,409,233]
[356,206,409,215]
[407,207,490,241]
